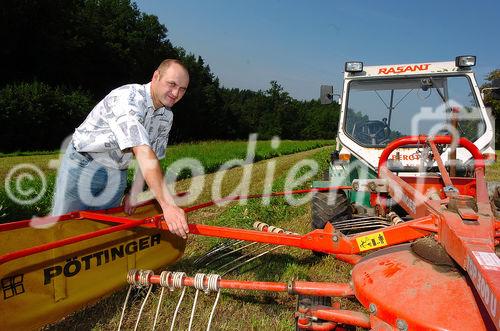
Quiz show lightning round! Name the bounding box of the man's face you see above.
[151,63,189,109]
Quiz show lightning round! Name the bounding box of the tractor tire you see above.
[311,190,352,230]
[487,182,500,217]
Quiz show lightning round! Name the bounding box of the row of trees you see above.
[0,0,338,152]
[2,1,497,152]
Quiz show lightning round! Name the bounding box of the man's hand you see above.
[123,193,137,215]
[132,145,188,238]
[161,203,189,239]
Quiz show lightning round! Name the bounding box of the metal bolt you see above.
[353,182,359,191]
[396,319,408,331]
[369,303,377,314]
[368,181,377,192]
[332,235,339,242]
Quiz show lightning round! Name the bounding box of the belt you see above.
[79,151,94,161]
[71,141,94,161]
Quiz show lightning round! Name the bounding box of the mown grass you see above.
[0,139,333,222]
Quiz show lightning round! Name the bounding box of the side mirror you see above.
[320,85,334,104]
[491,79,500,100]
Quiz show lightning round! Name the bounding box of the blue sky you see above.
[134,0,500,100]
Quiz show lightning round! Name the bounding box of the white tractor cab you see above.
[312,56,500,232]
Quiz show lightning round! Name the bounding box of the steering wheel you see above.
[353,120,391,145]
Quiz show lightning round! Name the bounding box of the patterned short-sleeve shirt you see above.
[72,83,173,170]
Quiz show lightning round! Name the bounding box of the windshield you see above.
[344,75,485,147]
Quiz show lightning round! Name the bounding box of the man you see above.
[52,59,189,238]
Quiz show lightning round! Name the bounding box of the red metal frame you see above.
[143,273,355,297]
[0,217,152,265]
[0,187,357,266]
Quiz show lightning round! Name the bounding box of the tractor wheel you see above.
[487,182,500,217]
[311,190,352,230]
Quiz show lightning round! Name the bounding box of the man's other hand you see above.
[123,193,137,215]
[161,204,189,239]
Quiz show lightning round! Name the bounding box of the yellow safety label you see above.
[356,232,387,252]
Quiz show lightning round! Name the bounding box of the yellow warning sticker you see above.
[356,232,387,252]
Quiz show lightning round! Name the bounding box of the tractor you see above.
[312,55,499,234]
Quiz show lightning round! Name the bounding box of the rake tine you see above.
[334,220,391,228]
[194,243,232,266]
[221,245,284,277]
[214,244,273,272]
[333,218,391,226]
[193,243,225,265]
[340,224,391,232]
[202,241,259,267]
[350,215,388,220]
[336,220,392,227]
[194,240,244,267]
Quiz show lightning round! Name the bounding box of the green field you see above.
[0,140,333,222]
[0,139,334,182]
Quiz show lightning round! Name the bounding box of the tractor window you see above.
[344,76,485,147]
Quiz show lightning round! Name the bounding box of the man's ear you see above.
[152,69,160,81]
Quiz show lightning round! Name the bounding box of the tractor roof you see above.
[345,61,473,79]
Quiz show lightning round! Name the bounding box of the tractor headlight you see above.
[345,61,363,73]
[455,55,476,68]
[339,149,351,163]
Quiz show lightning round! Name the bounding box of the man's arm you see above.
[132,145,189,238]
[123,166,145,215]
